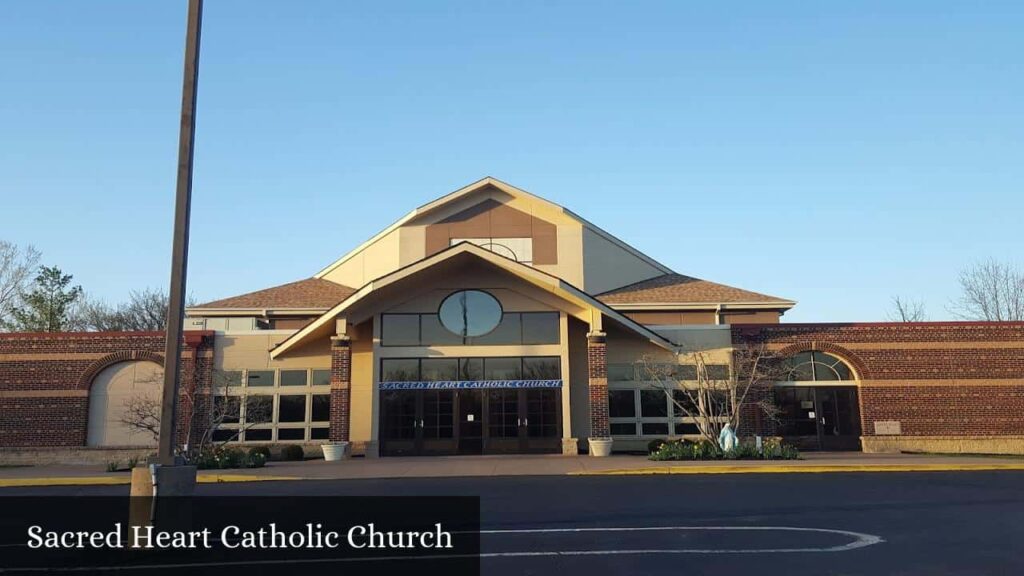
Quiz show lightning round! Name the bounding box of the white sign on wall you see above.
[874,420,902,435]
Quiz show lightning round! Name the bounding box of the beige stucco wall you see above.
[87,360,163,448]
[350,320,375,448]
[581,227,663,295]
[214,333,331,371]
[321,227,403,288]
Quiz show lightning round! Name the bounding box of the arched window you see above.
[784,351,855,381]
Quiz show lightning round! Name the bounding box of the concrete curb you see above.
[0,474,300,488]
[571,463,1024,476]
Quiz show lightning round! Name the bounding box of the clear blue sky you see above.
[2,1,1022,322]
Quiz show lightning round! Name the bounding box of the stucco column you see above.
[329,335,352,442]
[587,331,610,439]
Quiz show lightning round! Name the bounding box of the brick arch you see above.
[78,350,165,390]
[775,342,871,381]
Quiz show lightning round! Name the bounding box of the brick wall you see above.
[732,322,1024,439]
[587,332,610,439]
[329,337,352,443]
[0,331,213,448]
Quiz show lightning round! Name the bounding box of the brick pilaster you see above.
[587,331,610,439]
[329,336,352,442]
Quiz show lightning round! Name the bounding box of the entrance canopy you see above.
[271,242,674,359]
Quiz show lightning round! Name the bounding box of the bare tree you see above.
[887,296,927,322]
[118,370,272,459]
[639,343,784,446]
[0,241,41,327]
[950,259,1024,321]
[76,288,194,332]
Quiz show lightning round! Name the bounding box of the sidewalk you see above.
[2,452,1023,487]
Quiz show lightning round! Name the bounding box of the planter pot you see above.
[321,442,350,462]
[588,438,613,457]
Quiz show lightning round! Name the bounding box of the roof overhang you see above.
[274,242,675,359]
[185,307,330,317]
[607,301,797,311]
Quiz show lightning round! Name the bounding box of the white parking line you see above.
[479,525,885,555]
[0,525,884,572]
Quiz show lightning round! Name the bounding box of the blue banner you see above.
[379,379,562,390]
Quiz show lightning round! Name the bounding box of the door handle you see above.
[419,419,424,428]
[517,418,522,427]
[523,418,529,427]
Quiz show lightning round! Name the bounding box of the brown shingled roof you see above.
[192,278,357,310]
[596,274,792,306]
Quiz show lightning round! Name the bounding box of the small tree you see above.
[887,296,926,322]
[950,259,1024,321]
[118,370,272,460]
[639,343,784,446]
[77,288,191,332]
[0,241,41,328]
[6,266,83,332]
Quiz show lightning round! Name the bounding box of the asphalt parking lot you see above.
[4,470,1023,575]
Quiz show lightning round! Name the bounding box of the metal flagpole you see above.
[157,0,203,466]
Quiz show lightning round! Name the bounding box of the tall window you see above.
[784,351,855,381]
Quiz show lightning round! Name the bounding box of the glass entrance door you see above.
[457,389,484,455]
[817,387,862,451]
[775,386,862,451]
[523,389,561,453]
[379,387,562,456]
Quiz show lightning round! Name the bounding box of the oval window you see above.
[438,290,503,337]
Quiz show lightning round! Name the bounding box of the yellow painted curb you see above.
[0,475,301,488]
[571,463,1024,476]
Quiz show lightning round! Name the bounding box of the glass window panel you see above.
[608,390,636,418]
[471,313,521,345]
[671,390,699,416]
[438,290,503,337]
[278,395,306,423]
[421,358,459,381]
[674,365,698,380]
[673,422,700,435]
[639,390,669,418]
[277,428,305,440]
[280,369,307,386]
[211,428,238,442]
[214,396,241,424]
[244,429,272,441]
[381,359,420,382]
[246,370,274,387]
[311,369,331,386]
[311,394,331,422]
[244,396,273,424]
[521,312,559,344]
[484,357,522,380]
[381,314,420,346]
[641,423,670,435]
[310,427,329,440]
[608,364,636,381]
[610,422,637,436]
[459,358,483,381]
[522,357,560,380]
[705,365,730,380]
[786,352,815,381]
[420,314,465,345]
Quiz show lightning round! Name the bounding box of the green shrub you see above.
[647,438,667,455]
[105,461,119,473]
[280,445,305,461]
[126,456,141,469]
[649,437,801,461]
[248,446,272,460]
[193,446,267,469]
